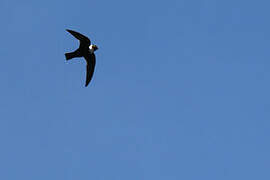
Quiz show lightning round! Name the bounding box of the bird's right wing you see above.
[84,53,96,87]
[66,29,91,46]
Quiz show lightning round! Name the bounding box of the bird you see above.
[65,29,99,87]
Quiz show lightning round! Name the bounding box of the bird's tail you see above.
[65,51,79,60]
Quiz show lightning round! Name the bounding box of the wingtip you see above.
[66,29,73,33]
[85,81,90,87]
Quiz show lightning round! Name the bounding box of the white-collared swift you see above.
[65,29,99,87]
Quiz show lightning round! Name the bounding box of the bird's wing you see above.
[84,53,96,87]
[66,29,91,46]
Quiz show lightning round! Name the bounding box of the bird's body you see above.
[65,29,98,87]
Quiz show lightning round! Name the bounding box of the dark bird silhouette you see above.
[65,29,98,87]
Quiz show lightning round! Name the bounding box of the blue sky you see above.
[1,0,270,179]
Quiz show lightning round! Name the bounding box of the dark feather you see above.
[66,29,91,46]
[84,53,96,87]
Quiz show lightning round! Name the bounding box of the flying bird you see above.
[65,29,99,87]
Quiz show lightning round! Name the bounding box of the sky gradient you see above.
[1,0,270,179]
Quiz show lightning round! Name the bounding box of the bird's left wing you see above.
[84,53,96,87]
[66,29,91,46]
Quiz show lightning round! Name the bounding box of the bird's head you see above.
[92,44,99,51]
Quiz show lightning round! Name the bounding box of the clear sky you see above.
[1,0,270,179]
